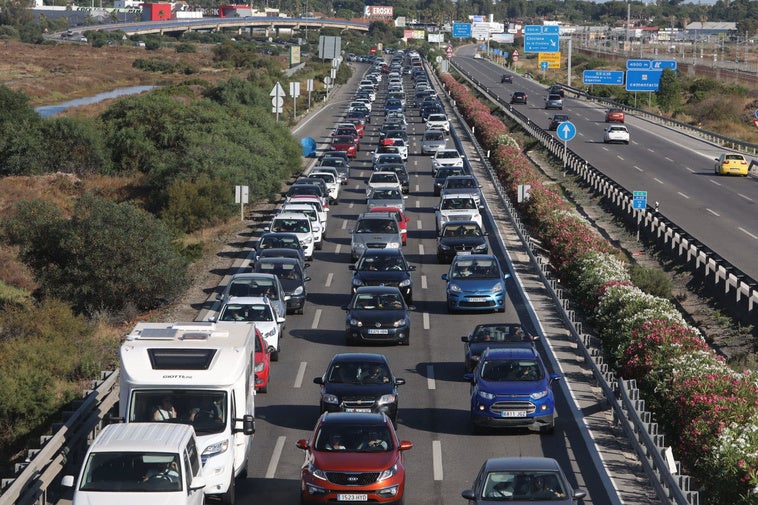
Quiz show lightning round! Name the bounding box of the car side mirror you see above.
[208,315,218,322]
[441,273,448,281]
[304,263,311,269]
[216,293,223,300]
[304,276,312,282]
[463,373,474,382]
[313,377,324,385]
[461,336,469,342]
[341,305,349,311]
[408,265,416,271]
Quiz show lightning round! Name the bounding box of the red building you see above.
[140,3,172,21]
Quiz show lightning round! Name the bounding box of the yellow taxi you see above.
[714,153,750,176]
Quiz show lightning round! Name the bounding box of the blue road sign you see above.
[633,191,647,209]
[452,22,472,38]
[556,121,576,142]
[540,61,549,70]
[626,59,651,70]
[583,70,624,85]
[626,70,663,92]
[755,109,758,119]
[525,34,559,53]
[651,59,677,70]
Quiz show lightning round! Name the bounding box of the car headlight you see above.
[263,327,277,338]
[492,281,504,294]
[302,236,313,245]
[387,241,400,248]
[255,362,265,372]
[378,393,397,405]
[399,279,411,287]
[448,283,462,293]
[322,393,339,405]
[531,389,548,400]
[308,462,328,481]
[377,464,398,482]
[292,286,304,296]
[202,439,229,459]
[353,242,367,251]
[478,390,495,400]
[349,318,363,327]
[438,243,451,251]
[473,243,487,252]
[352,278,364,287]
[392,318,406,328]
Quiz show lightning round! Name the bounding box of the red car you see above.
[605,108,625,123]
[369,206,410,245]
[296,412,412,505]
[332,124,360,140]
[343,116,365,137]
[331,135,359,157]
[253,326,270,393]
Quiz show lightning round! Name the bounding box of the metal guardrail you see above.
[447,60,701,505]
[0,371,119,505]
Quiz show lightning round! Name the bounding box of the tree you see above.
[656,68,680,113]
[40,116,112,176]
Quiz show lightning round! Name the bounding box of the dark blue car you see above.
[465,347,560,434]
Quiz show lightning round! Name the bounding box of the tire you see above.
[258,384,267,394]
[220,472,236,505]
[315,241,323,251]
[541,422,555,435]
[270,348,279,362]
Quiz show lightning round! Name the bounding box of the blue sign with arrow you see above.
[633,191,647,209]
[556,121,576,142]
[524,25,559,53]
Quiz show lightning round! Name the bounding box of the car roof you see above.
[330,352,389,365]
[482,457,562,473]
[442,220,480,228]
[319,411,389,426]
[481,347,539,360]
[359,212,394,220]
[358,248,405,258]
[226,296,272,305]
[256,256,301,266]
[260,232,300,240]
[369,206,404,215]
[354,285,404,295]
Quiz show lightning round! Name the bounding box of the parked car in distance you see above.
[254,257,311,315]
[350,248,415,303]
[295,412,412,505]
[511,91,528,104]
[461,457,586,504]
[465,347,561,434]
[547,114,570,131]
[436,221,488,263]
[342,286,412,345]
[605,108,625,122]
[313,353,406,424]
[441,254,510,313]
[603,124,630,144]
[461,322,536,372]
[714,153,750,176]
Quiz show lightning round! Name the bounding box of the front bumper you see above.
[446,291,505,312]
[346,325,410,344]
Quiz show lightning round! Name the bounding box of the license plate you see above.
[367,328,389,334]
[456,251,471,256]
[345,408,372,413]
[501,410,527,418]
[468,297,488,302]
[338,494,368,501]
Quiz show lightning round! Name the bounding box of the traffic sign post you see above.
[633,190,648,241]
[270,81,285,122]
[556,121,576,169]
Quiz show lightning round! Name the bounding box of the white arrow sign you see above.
[270,82,285,97]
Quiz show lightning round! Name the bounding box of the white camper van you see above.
[119,322,256,505]
[62,423,206,505]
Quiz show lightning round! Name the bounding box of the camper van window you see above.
[131,391,227,434]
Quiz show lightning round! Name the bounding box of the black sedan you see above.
[510,91,528,105]
[251,232,307,268]
[547,114,570,131]
[342,286,413,345]
[254,257,311,314]
[500,74,513,83]
[350,249,416,303]
[436,221,488,263]
[433,166,466,195]
[461,322,537,372]
[313,352,406,425]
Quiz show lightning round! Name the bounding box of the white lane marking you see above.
[677,192,690,199]
[634,166,643,172]
[706,208,720,217]
[653,178,664,184]
[342,220,348,229]
[418,244,425,256]
[616,155,625,161]
[426,364,436,390]
[664,156,674,163]
[685,167,695,173]
[423,312,430,330]
[349,201,354,209]
[415,184,420,192]
[739,227,758,240]
[416,219,423,229]
[335,244,342,255]
[311,309,322,329]
[421,275,428,290]
[738,193,754,203]
[710,180,722,187]
[294,362,307,388]
[415,200,420,208]
[325,273,333,288]
[432,441,443,481]
[265,436,286,478]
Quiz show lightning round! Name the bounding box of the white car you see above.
[384,138,409,160]
[284,195,328,232]
[308,171,340,204]
[279,204,324,250]
[267,212,315,260]
[604,125,630,144]
[435,193,483,234]
[350,99,372,113]
[426,113,450,133]
[367,171,401,197]
[431,149,465,174]
[215,296,285,361]
[385,111,407,126]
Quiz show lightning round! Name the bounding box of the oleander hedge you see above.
[439,71,758,505]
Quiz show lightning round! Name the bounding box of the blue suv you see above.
[465,347,561,434]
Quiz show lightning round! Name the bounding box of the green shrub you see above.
[629,264,673,299]
[175,42,196,53]
[132,57,177,73]
[161,175,236,233]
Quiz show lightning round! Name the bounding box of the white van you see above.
[119,322,256,505]
[62,423,206,505]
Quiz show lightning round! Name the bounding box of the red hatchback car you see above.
[296,412,412,505]
[253,326,271,393]
[331,135,359,158]
[369,206,410,245]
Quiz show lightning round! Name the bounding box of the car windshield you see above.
[352,292,404,310]
[378,155,403,164]
[228,279,277,299]
[372,189,402,200]
[425,132,444,141]
[356,219,398,233]
[371,174,398,183]
[272,219,310,233]
[437,151,460,160]
[220,303,273,322]
[451,259,499,279]
[441,198,476,210]
[447,178,476,188]
[260,236,299,250]
[480,359,543,381]
[80,451,183,492]
[471,325,529,343]
[482,471,565,500]
[258,262,302,280]
[357,255,406,271]
[315,425,393,452]
[327,362,391,384]
[442,224,481,238]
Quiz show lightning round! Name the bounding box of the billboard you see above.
[318,35,341,60]
[364,5,393,17]
[538,51,560,68]
[289,45,301,66]
[403,29,426,40]
[428,33,444,43]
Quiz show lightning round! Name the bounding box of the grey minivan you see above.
[216,272,289,327]
[420,129,447,155]
[350,212,403,262]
